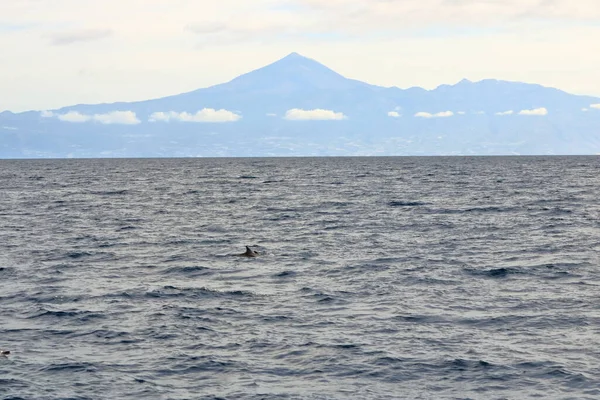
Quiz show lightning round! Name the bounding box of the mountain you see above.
[2,52,600,158]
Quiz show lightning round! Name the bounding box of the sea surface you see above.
[1,156,599,400]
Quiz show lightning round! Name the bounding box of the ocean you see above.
[1,156,599,399]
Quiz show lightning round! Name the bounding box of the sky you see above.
[2,0,600,112]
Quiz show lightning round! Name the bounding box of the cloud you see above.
[518,107,548,116]
[582,108,589,112]
[292,0,600,32]
[4,0,600,112]
[414,111,454,118]
[387,111,401,118]
[46,29,113,45]
[457,111,466,115]
[414,112,433,118]
[46,110,141,124]
[186,9,324,46]
[149,108,241,122]
[185,22,228,35]
[284,108,347,120]
[93,111,140,124]
[58,111,92,122]
[591,104,600,109]
[496,110,514,115]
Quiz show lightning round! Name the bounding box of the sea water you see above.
[1,156,599,399]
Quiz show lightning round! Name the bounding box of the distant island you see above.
[2,52,600,158]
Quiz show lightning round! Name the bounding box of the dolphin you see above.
[236,246,259,257]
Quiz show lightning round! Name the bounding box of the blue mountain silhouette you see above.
[1,52,600,157]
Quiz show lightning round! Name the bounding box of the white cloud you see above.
[414,112,433,118]
[148,112,170,122]
[3,0,600,112]
[591,104,600,109]
[149,108,241,123]
[185,22,228,35]
[48,110,140,124]
[185,9,324,46]
[414,112,431,118]
[266,113,277,117]
[293,0,600,30]
[518,107,548,116]
[414,111,454,118]
[284,108,347,120]
[58,111,92,123]
[582,108,589,112]
[93,111,140,125]
[387,111,401,118]
[457,111,466,115]
[496,110,514,115]
[46,29,113,46]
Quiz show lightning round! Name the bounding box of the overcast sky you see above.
[2,0,600,112]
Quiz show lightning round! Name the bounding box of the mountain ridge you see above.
[1,52,600,157]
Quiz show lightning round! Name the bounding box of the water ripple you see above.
[1,156,600,399]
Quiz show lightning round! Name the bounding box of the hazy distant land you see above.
[2,53,600,158]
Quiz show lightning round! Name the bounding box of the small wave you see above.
[521,362,591,385]
[164,239,195,246]
[30,293,83,304]
[90,189,129,195]
[262,315,292,322]
[307,292,344,304]
[317,296,335,303]
[464,266,522,278]
[341,261,393,273]
[162,265,212,276]
[40,361,98,373]
[146,285,257,299]
[388,200,426,207]
[446,358,496,372]
[66,251,93,259]
[157,356,238,375]
[427,206,517,214]
[395,314,450,324]
[117,225,137,231]
[463,206,518,213]
[545,207,574,215]
[273,270,296,278]
[162,254,191,263]
[373,356,406,366]
[332,343,360,349]
[267,214,298,221]
[70,329,131,340]
[24,309,105,323]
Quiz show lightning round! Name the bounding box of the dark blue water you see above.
[1,156,600,399]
